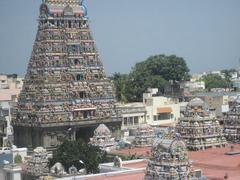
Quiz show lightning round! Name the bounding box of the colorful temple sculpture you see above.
[12,0,121,151]
[176,98,226,151]
[144,134,197,180]
[134,124,155,147]
[89,124,116,152]
[223,96,240,143]
[22,147,49,180]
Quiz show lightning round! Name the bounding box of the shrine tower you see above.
[12,0,121,151]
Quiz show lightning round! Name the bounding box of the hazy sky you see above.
[0,0,240,76]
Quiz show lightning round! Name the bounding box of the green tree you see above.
[112,73,128,102]
[202,74,228,90]
[221,69,236,88]
[14,154,22,164]
[113,54,190,102]
[49,139,105,174]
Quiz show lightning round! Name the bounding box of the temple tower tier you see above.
[176,98,226,151]
[12,0,121,151]
[223,96,240,143]
[134,124,155,147]
[144,134,197,180]
[89,124,117,152]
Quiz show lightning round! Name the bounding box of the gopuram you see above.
[176,98,226,151]
[12,0,121,151]
[144,134,196,180]
[89,124,116,152]
[223,96,240,143]
[134,124,155,147]
[22,147,49,180]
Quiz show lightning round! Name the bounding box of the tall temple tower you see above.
[12,0,121,151]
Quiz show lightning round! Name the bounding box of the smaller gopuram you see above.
[223,96,240,143]
[144,134,196,180]
[134,124,155,147]
[176,98,226,150]
[89,124,116,152]
[22,147,49,180]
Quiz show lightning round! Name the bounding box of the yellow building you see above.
[143,89,180,126]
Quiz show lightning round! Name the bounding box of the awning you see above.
[157,107,172,113]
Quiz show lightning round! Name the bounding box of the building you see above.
[233,79,240,90]
[0,102,15,147]
[194,92,240,117]
[201,95,229,117]
[0,74,23,148]
[181,81,205,92]
[143,88,180,126]
[12,0,121,151]
[176,98,226,151]
[0,146,27,180]
[0,106,7,147]
[116,102,146,136]
[0,74,23,102]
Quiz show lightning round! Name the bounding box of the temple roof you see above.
[188,98,205,107]
[234,95,240,104]
[94,124,112,136]
[44,0,80,6]
[41,0,86,17]
[137,124,153,131]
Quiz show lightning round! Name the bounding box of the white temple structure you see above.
[134,124,155,147]
[22,147,49,179]
[89,124,116,152]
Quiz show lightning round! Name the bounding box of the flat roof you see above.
[87,172,144,180]
[111,147,151,158]
[110,144,240,180]
[188,144,240,180]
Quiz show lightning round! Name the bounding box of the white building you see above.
[0,102,14,146]
[143,89,180,126]
[182,81,205,92]
[0,74,23,102]
[0,146,27,180]
[116,103,146,137]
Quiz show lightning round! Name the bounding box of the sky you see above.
[0,0,240,77]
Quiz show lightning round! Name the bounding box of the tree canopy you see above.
[49,139,106,174]
[221,69,236,88]
[112,54,190,102]
[201,74,228,90]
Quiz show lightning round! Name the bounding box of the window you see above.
[134,117,139,125]
[83,111,88,118]
[68,21,72,28]
[6,172,11,180]
[79,91,86,98]
[124,118,127,125]
[74,59,79,65]
[154,115,157,121]
[158,113,171,120]
[76,74,83,81]
[129,117,133,126]
[144,99,153,106]
[154,113,172,121]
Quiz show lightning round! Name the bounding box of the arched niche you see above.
[64,5,74,16]
[40,4,49,18]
